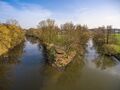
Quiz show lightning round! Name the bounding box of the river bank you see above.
[0,23,25,56]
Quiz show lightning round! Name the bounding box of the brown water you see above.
[0,37,120,90]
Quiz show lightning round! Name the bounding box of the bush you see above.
[103,44,120,55]
[0,23,24,55]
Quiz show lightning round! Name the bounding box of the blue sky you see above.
[0,0,120,28]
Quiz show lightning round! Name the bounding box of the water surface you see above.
[0,37,120,90]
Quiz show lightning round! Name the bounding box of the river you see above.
[0,37,120,90]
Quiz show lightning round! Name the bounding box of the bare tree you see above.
[61,22,75,31]
[6,19,19,26]
[37,19,55,30]
[106,25,112,44]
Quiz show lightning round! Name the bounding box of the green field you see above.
[115,34,120,53]
[115,34,120,38]
[115,34,120,45]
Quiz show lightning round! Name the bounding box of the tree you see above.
[6,19,19,26]
[61,22,75,31]
[106,25,112,44]
[37,19,56,30]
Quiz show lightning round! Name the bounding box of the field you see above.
[115,34,120,45]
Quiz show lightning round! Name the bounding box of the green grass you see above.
[114,34,120,53]
[114,34,120,38]
[114,34,120,45]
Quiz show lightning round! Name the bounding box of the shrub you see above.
[103,44,120,55]
[0,22,24,55]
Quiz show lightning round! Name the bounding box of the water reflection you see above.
[26,36,39,44]
[41,56,85,90]
[0,42,25,64]
[94,56,116,70]
[85,38,117,70]
[0,42,25,90]
[0,65,12,90]
[0,37,120,90]
[0,37,45,90]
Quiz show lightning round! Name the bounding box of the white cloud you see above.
[52,5,120,28]
[0,1,120,28]
[0,1,52,28]
[73,6,120,28]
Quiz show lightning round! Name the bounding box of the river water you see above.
[0,37,120,90]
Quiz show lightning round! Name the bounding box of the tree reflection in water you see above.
[0,42,25,64]
[93,55,117,70]
[0,42,25,90]
[41,55,85,90]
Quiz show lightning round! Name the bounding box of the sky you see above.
[0,0,120,28]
